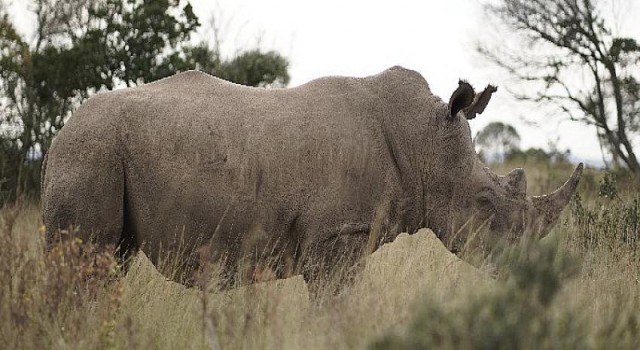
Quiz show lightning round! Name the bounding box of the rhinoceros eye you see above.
[476,197,491,208]
[474,191,495,211]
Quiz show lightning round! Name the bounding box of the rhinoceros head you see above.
[459,159,583,246]
[430,80,583,251]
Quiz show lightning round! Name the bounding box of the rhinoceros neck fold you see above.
[368,68,451,232]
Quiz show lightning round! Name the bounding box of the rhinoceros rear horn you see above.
[531,163,584,236]
[448,80,475,120]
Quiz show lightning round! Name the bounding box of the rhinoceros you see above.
[42,66,582,287]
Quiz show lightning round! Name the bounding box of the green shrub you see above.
[370,238,588,350]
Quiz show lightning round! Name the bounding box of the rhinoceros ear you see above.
[464,85,498,120]
[448,80,475,120]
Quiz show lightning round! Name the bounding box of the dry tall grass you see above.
[1,161,638,349]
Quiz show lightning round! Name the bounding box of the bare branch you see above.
[479,0,640,172]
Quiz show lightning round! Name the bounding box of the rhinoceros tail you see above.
[40,151,49,204]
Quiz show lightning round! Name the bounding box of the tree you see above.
[478,0,640,173]
[183,44,290,87]
[0,0,289,202]
[475,122,521,163]
[506,147,571,164]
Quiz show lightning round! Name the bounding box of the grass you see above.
[1,160,639,349]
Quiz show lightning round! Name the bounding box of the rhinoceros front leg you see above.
[302,223,372,297]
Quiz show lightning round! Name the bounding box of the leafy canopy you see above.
[0,0,289,202]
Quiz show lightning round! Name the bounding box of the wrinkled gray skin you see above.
[42,66,582,287]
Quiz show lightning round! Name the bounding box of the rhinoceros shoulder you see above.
[375,65,431,92]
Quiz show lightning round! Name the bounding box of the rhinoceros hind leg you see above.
[42,150,125,261]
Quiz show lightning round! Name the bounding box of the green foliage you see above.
[598,172,618,199]
[0,0,290,203]
[505,147,570,165]
[106,0,200,85]
[370,239,587,350]
[216,50,290,87]
[571,191,640,251]
[180,45,290,87]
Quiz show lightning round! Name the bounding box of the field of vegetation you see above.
[1,159,639,349]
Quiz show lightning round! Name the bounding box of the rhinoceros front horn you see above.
[530,163,584,236]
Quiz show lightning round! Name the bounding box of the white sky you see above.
[8,0,640,166]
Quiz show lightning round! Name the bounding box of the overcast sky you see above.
[8,0,640,165]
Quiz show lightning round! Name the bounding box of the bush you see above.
[0,140,42,204]
[570,184,640,252]
[0,200,122,349]
[370,238,588,350]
